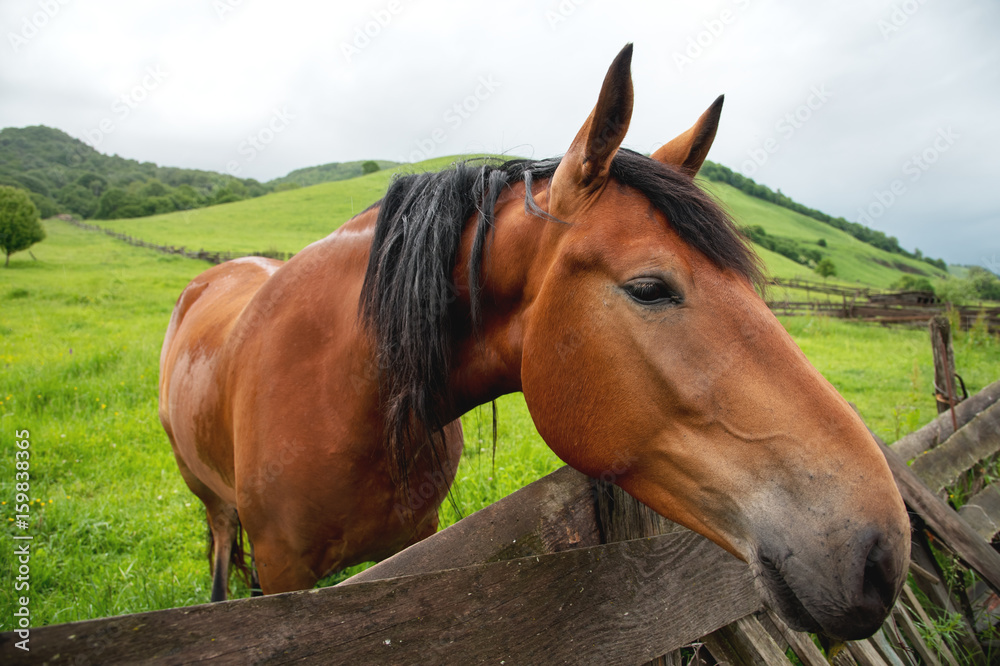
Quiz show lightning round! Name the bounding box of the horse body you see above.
[160,225,462,596]
[161,44,910,640]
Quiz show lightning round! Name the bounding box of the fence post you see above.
[929,314,961,418]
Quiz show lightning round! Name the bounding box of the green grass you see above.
[2,197,997,634]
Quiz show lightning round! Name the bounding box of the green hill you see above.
[0,126,398,222]
[93,154,948,288]
[0,126,273,220]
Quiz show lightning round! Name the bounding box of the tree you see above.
[815,258,837,279]
[0,185,45,267]
[362,160,380,174]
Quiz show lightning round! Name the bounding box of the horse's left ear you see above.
[549,44,634,218]
[651,95,724,178]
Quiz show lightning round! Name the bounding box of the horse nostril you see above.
[863,537,899,610]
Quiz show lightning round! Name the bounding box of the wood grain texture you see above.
[846,638,890,666]
[701,614,791,666]
[891,379,1000,462]
[958,482,1000,541]
[892,603,941,666]
[766,610,828,666]
[876,434,1000,593]
[344,465,601,585]
[909,401,1000,493]
[0,531,761,665]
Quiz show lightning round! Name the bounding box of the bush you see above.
[934,277,977,305]
[892,275,935,293]
[0,185,46,266]
[815,258,837,278]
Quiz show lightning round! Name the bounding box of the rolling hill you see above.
[0,125,398,221]
[91,154,949,289]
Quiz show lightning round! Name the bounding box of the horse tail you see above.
[230,518,253,588]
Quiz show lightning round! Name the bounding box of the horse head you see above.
[508,45,909,640]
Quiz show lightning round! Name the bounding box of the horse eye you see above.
[624,279,683,306]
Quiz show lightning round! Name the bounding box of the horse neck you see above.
[446,181,558,416]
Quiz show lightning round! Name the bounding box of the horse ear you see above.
[549,44,634,218]
[651,95,724,178]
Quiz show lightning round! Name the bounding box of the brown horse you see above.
[159,44,909,640]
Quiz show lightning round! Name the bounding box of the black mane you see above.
[359,149,763,485]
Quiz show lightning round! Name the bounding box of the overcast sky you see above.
[1,0,997,267]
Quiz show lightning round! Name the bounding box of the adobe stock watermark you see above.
[7,0,71,53]
[397,75,501,163]
[545,0,588,30]
[741,84,831,177]
[79,65,169,149]
[878,0,930,40]
[340,0,404,63]
[212,0,245,21]
[225,106,295,177]
[673,0,752,72]
[856,126,958,228]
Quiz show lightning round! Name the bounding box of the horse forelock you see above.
[359,151,763,487]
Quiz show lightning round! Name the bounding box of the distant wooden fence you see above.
[3,378,1000,664]
[59,216,294,264]
[767,277,1000,334]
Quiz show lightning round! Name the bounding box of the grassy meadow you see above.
[1,172,998,633]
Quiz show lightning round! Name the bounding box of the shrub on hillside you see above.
[0,185,45,266]
[892,275,935,293]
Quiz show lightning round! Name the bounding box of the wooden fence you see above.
[3,377,1000,664]
[59,216,294,264]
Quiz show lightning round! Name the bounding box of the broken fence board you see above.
[957,482,1000,542]
[892,603,942,666]
[891,379,1000,462]
[908,401,1000,494]
[344,465,600,584]
[701,614,791,666]
[875,434,1000,594]
[847,639,890,666]
[766,610,828,666]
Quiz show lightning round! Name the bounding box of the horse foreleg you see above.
[207,507,240,602]
[249,541,262,597]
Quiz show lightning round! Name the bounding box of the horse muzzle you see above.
[754,525,908,640]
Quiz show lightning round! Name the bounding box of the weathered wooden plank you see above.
[930,314,960,416]
[701,613,791,666]
[958,482,1000,541]
[908,530,988,664]
[766,610,828,666]
[892,603,942,666]
[909,401,1000,493]
[869,627,909,666]
[875,434,1000,594]
[847,638,890,666]
[901,586,960,666]
[0,530,762,665]
[879,613,918,666]
[344,465,600,584]
[891,379,1000,461]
